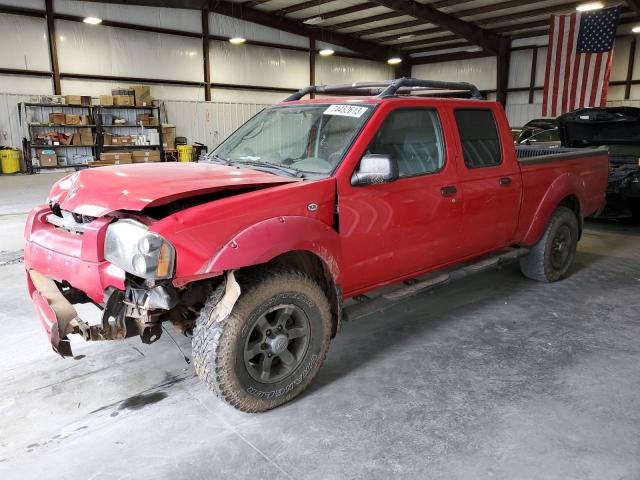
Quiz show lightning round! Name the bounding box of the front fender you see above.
[522,172,584,245]
[204,216,342,284]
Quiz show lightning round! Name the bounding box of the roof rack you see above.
[283,77,483,102]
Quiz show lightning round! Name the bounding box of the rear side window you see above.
[454,109,502,168]
[367,108,445,177]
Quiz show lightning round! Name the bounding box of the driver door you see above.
[337,107,463,295]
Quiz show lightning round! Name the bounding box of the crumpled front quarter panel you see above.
[150,178,340,283]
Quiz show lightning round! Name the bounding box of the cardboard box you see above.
[79,127,93,145]
[99,95,114,106]
[99,152,132,164]
[112,135,133,145]
[131,85,152,106]
[65,114,80,125]
[113,95,135,106]
[60,133,73,145]
[162,124,176,149]
[132,150,161,163]
[65,95,90,106]
[39,153,57,167]
[79,115,91,125]
[112,88,134,97]
[103,132,113,145]
[49,113,66,125]
[72,133,81,145]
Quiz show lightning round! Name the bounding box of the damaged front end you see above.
[28,269,214,357]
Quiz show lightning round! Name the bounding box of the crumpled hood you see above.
[49,162,299,217]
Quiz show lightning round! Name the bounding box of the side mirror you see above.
[351,154,399,186]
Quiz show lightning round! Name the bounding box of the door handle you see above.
[440,185,457,197]
[499,177,512,186]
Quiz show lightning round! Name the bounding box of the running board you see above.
[342,247,529,322]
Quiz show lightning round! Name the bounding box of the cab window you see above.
[366,108,445,177]
[454,109,502,168]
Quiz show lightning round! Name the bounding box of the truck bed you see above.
[514,145,609,243]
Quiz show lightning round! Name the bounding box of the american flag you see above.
[542,6,621,117]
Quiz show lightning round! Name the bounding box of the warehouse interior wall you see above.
[0,0,393,148]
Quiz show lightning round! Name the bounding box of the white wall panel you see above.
[535,47,548,87]
[509,49,533,89]
[0,0,43,9]
[211,88,288,104]
[611,37,631,82]
[511,36,548,48]
[209,13,308,49]
[505,102,543,127]
[0,14,50,71]
[0,75,52,95]
[412,57,497,90]
[607,85,626,101]
[56,20,203,82]
[164,100,269,149]
[60,79,204,101]
[210,41,309,89]
[54,1,201,33]
[315,56,392,85]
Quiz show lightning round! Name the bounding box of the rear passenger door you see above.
[451,107,522,257]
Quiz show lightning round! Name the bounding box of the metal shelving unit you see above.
[20,102,96,173]
[95,105,162,160]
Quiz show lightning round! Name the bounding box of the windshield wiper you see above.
[231,160,302,178]
[204,153,231,165]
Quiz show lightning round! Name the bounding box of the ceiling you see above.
[84,0,640,61]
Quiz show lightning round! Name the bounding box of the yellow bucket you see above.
[0,148,21,174]
[177,145,193,162]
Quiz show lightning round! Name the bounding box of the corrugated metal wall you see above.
[163,100,269,149]
[0,93,32,148]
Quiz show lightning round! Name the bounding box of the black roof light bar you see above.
[283,77,483,101]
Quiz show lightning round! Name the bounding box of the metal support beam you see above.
[309,38,315,99]
[202,7,211,101]
[370,0,502,54]
[45,0,61,95]
[496,37,511,107]
[529,47,538,104]
[626,0,640,15]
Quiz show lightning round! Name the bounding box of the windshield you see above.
[213,103,375,176]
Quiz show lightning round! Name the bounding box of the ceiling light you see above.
[387,57,402,65]
[576,2,603,12]
[633,26,640,33]
[229,37,246,44]
[83,16,102,25]
[319,49,335,56]
[397,34,416,40]
[304,16,324,25]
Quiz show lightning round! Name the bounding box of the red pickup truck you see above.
[25,79,609,412]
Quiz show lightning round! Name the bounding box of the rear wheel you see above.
[520,206,579,282]
[192,269,332,412]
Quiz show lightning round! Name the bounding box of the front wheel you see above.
[192,269,332,412]
[519,206,579,282]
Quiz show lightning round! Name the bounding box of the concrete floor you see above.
[1,172,639,480]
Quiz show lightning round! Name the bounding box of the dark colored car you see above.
[557,107,640,219]
[516,118,558,144]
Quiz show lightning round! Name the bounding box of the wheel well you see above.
[558,194,583,237]
[267,251,342,337]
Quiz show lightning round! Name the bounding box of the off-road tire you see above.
[191,268,332,412]
[519,206,579,282]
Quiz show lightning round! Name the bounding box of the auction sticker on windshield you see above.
[323,104,368,118]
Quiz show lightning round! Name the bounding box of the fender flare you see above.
[522,172,584,245]
[204,216,342,284]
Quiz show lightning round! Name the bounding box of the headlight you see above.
[104,219,175,280]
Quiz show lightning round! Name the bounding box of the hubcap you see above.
[243,304,311,384]
[550,225,572,270]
